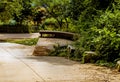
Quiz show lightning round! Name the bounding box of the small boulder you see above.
[82,51,99,63]
[116,61,120,72]
[33,46,50,56]
[67,45,75,53]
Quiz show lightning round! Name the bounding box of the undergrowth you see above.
[3,38,39,46]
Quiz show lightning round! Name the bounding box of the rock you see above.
[32,46,50,56]
[116,61,120,72]
[82,51,99,63]
[67,45,76,58]
[67,45,75,53]
[33,38,73,56]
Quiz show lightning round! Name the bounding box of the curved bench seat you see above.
[39,30,76,40]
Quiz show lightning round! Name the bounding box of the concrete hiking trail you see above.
[0,33,120,82]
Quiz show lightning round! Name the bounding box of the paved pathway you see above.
[0,43,84,82]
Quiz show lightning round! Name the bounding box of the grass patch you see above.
[4,38,39,46]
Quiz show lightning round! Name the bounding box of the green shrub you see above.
[91,27,120,62]
[0,24,39,33]
[70,47,84,61]
[82,51,100,63]
[49,45,68,57]
[72,7,120,66]
[41,18,57,30]
[96,60,115,68]
[91,9,120,62]
[6,38,39,46]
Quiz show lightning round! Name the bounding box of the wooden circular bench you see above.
[39,30,78,40]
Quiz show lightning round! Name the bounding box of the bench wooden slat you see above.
[39,30,75,40]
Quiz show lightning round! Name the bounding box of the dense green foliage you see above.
[13,0,33,25]
[0,0,22,22]
[47,0,120,67]
[70,0,120,66]
[0,24,41,33]
[0,24,31,33]
[5,38,39,46]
